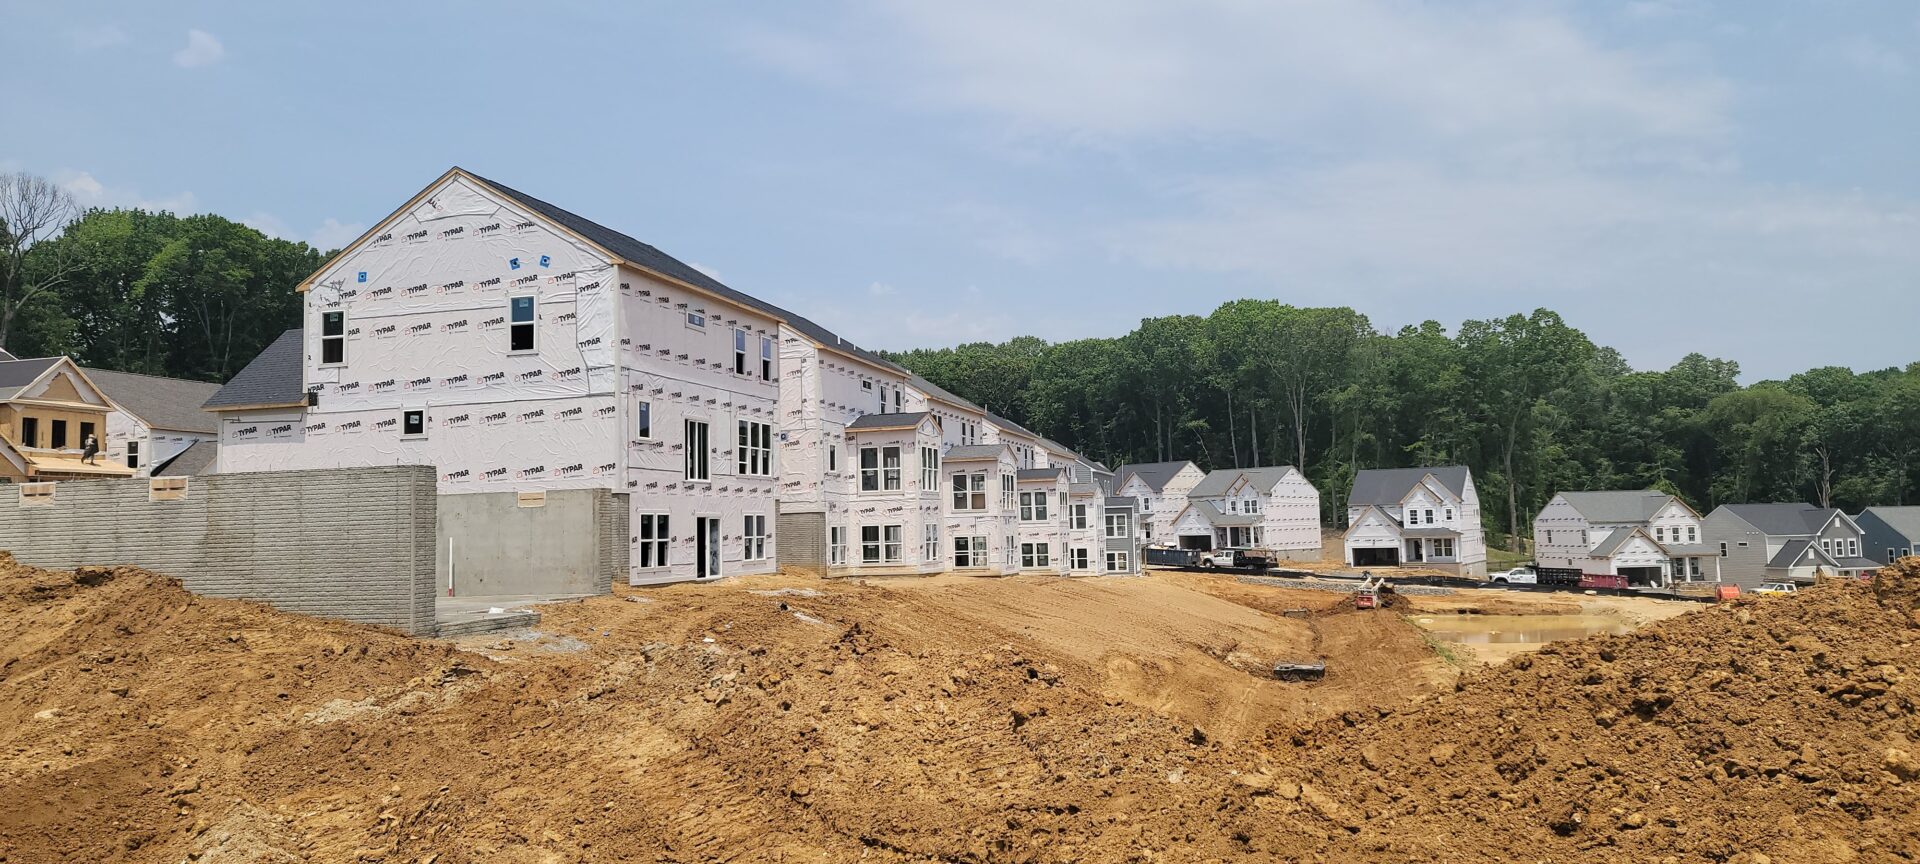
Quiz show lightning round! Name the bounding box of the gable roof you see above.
[1016,467,1065,482]
[81,367,223,434]
[1349,466,1470,506]
[1115,461,1196,493]
[0,346,14,361]
[0,356,64,401]
[1720,503,1840,536]
[943,444,1006,461]
[152,440,217,476]
[846,411,929,432]
[1193,500,1259,526]
[1592,526,1660,558]
[1191,466,1296,498]
[986,412,1040,443]
[1767,538,1839,569]
[1860,506,1920,540]
[908,374,985,414]
[203,329,306,411]
[1557,490,1677,524]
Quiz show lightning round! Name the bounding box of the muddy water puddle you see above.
[1414,614,1633,663]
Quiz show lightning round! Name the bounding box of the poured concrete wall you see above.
[0,466,437,634]
[435,488,625,597]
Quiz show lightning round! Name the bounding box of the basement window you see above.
[321,311,346,365]
[402,409,426,437]
[148,477,189,502]
[19,482,54,507]
[509,296,536,352]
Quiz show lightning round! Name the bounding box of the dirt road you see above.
[3,553,1914,863]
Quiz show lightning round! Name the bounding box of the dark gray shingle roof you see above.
[152,441,217,476]
[943,444,1005,461]
[1558,490,1674,524]
[1103,496,1137,509]
[1191,466,1297,498]
[1191,501,1258,527]
[1591,527,1652,557]
[909,374,985,414]
[0,356,62,401]
[1722,503,1835,536]
[1348,466,1470,506]
[1016,467,1065,482]
[1766,538,1828,568]
[1115,461,1196,493]
[846,411,928,431]
[82,367,222,434]
[1860,506,1920,540]
[204,329,305,410]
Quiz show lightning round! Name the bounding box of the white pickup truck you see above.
[1489,566,1538,585]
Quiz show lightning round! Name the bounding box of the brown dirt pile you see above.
[2,551,1916,863]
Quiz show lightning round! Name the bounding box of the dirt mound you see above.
[1270,561,1920,862]
[2,552,1915,863]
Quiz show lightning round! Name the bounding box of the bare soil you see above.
[2,552,1915,863]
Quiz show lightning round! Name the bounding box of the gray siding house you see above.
[1856,506,1920,566]
[1700,503,1877,591]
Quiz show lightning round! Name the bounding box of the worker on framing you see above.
[81,434,99,465]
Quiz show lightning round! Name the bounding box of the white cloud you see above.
[173,29,224,68]
[71,25,129,51]
[56,169,195,212]
[867,281,895,296]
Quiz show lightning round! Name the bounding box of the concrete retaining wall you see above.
[435,488,625,597]
[0,466,438,634]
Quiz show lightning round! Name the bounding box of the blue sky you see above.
[3,1,1916,380]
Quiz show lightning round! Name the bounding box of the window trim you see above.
[733,328,749,376]
[684,419,711,482]
[637,513,671,569]
[882,446,902,491]
[860,446,881,492]
[508,294,537,353]
[125,439,140,469]
[760,335,774,380]
[636,400,653,439]
[320,310,347,366]
[1104,513,1130,539]
[743,514,768,561]
[686,309,707,330]
[829,526,847,566]
[401,409,427,438]
[1106,551,1131,572]
[920,446,938,492]
[737,420,772,477]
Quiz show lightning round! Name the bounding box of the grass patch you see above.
[1406,616,1470,668]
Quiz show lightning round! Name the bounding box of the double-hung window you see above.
[1105,513,1130,539]
[637,515,669,568]
[509,295,536,351]
[952,472,986,510]
[743,515,767,560]
[684,420,710,481]
[876,384,888,414]
[760,336,774,380]
[1069,548,1090,570]
[1106,551,1130,572]
[1433,537,1455,557]
[892,388,902,413]
[1021,542,1050,568]
[1019,491,1049,522]
[1001,474,1015,509]
[922,523,939,562]
[321,311,346,364]
[881,446,901,490]
[733,329,748,375]
[860,447,881,491]
[829,526,847,566]
[920,446,938,491]
[861,526,883,564]
[125,440,140,469]
[953,535,989,568]
[1071,504,1088,530]
[882,525,902,562]
[737,421,772,476]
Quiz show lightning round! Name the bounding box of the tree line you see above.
[0,172,323,382]
[889,301,1920,547]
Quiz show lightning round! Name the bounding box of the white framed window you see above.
[1687,526,1697,543]
[637,514,670,568]
[876,384,888,414]
[684,419,710,481]
[737,421,773,476]
[920,446,938,491]
[882,446,902,491]
[686,309,706,329]
[636,401,652,439]
[952,472,986,510]
[1424,509,1434,525]
[862,525,883,564]
[321,310,346,365]
[954,535,989,567]
[733,328,749,375]
[1444,507,1453,521]
[760,335,774,380]
[1433,537,1455,557]
[1019,491,1049,522]
[1005,534,1016,567]
[509,295,536,351]
[860,447,880,491]
[1106,551,1130,572]
[744,515,768,560]
[922,523,939,562]
[1001,473,1015,509]
[19,482,55,508]
[1105,513,1130,539]
[960,421,977,445]
[882,525,903,562]
[1655,526,1666,542]
[828,443,838,473]
[1071,504,1088,530]
[892,388,902,413]
[1847,538,1859,557]
[1021,542,1051,568]
[1069,548,1090,570]
[1247,498,1261,514]
[402,409,426,438]
[829,526,847,566]
[126,440,140,469]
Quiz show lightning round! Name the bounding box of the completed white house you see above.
[1115,460,1205,544]
[1165,466,1322,561]
[1533,490,1718,587]
[1343,466,1486,577]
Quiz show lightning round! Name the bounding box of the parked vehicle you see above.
[1489,566,1537,584]
[1755,582,1799,595]
[1144,546,1276,572]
